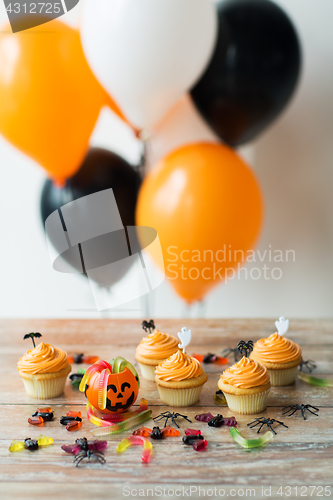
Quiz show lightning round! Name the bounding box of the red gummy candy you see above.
[28,416,44,426]
[195,413,214,422]
[185,429,202,436]
[66,411,82,419]
[193,439,207,451]
[66,421,82,432]
[224,417,237,427]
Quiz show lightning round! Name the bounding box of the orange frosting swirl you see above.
[136,329,179,360]
[251,333,302,363]
[220,357,270,389]
[17,342,69,375]
[155,350,203,381]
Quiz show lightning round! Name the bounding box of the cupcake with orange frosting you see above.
[135,329,179,381]
[18,338,71,399]
[218,357,271,414]
[155,350,208,406]
[250,333,302,386]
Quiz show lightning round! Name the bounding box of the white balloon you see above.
[80,0,217,130]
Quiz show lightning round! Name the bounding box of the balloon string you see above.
[138,137,150,178]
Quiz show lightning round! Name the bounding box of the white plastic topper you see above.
[178,327,192,354]
[275,317,289,336]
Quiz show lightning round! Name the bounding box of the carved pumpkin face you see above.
[85,367,139,414]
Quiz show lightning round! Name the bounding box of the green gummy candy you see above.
[213,394,228,406]
[298,372,333,387]
[112,356,140,389]
[230,427,273,449]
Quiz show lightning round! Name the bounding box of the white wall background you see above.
[0,0,332,319]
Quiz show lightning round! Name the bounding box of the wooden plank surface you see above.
[0,319,332,500]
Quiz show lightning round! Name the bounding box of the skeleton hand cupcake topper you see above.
[178,327,192,354]
[275,316,289,336]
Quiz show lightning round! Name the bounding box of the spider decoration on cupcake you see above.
[153,411,192,429]
[237,340,254,357]
[23,332,42,348]
[282,404,319,420]
[141,319,155,333]
[298,360,317,373]
[62,437,107,467]
[247,417,288,434]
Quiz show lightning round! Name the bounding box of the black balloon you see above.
[41,147,141,288]
[190,0,301,146]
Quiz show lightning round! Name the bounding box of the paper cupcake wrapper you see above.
[21,374,68,399]
[223,389,270,415]
[156,384,204,407]
[268,366,298,386]
[137,362,157,382]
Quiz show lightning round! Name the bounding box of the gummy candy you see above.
[9,440,26,452]
[133,426,179,440]
[62,439,107,455]
[183,435,204,445]
[132,426,151,437]
[192,354,228,365]
[184,429,202,436]
[60,416,82,426]
[67,420,82,432]
[70,373,84,388]
[79,360,112,393]
[208,414,224,427]
[37,435,53,446]
[91,409,152,437]
[66,411,82,419]
[213,391,228,406]
[87,399,148,426]
[116,435,152,463]
[298,372,333,387]
[224,417,237,427]
[67,354,99,364]
[230,427,273,449]
[28,416,44,426]
[9,435,53,452]
[111,357,140,389]
[195,413,214,422]
[36,407,52,413]
[193,439,207,452]
[31,410,54,422]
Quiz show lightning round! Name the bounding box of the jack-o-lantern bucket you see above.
[79,358,140,414]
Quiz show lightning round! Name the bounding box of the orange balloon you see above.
[136,142,263,303]
[0,20,125,183]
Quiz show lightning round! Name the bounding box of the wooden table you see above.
[0,319,332,500]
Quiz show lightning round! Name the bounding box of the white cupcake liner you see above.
[268,366,298,386]
[137,362,157,382]
[21,374,68,399]
[223,389,270,414]
[156,384,204,407]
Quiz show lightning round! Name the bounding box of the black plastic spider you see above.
[221,347,241,363]
[237,340,254,357]
[282,404,319,420]
[299,360,317,373]
[153,411,192,429]
[62,437,107,467]
[247,417,288,434]
[142,319,155,333]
